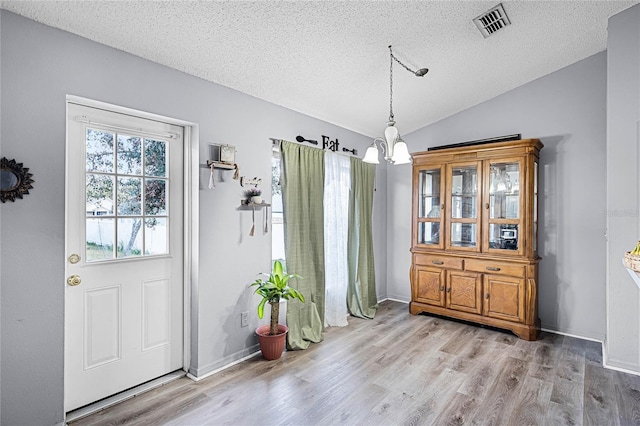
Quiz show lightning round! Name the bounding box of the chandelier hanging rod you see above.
[362,45,429,166]
[389,45,430,78]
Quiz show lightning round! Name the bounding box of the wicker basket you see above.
[624,252,640,272]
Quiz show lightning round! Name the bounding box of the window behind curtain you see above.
[271,147,285,263]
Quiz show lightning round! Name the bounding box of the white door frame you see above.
[64,95,198,409]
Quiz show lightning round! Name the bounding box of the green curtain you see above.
[280,140,325,350]
[347,157,378,319]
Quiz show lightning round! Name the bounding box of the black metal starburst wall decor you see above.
[1,157,35,203]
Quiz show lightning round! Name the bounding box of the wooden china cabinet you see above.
[410,138,543,340]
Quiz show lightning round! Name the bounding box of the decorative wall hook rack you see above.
[206,160,236,170]
[206,143,239,189]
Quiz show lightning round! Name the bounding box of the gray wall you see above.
[606,4,640,373]
[0,12,3,424]
[0,11,387,425]
[388,51,608,341]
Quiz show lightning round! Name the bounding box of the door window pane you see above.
[451,166,477,219]
[418,222,440,245]
[489,162,520,219]
[86,129,114,173]
[117,135,142,175]
[117,177,142,215]
[145,218,168,255]
[145,179,166,216]
[86,174,114,216]
[117,218,143,258]
[489,224,519,251]
[419,169,441,218]
[450,223,476,248]
[86,218,115,261]
[145,139,167,177]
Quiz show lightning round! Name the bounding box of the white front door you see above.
[65,103,184,412]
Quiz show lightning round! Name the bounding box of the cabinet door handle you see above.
[439,285,444,291]
[432,260,444,265]
[486,266,501,271]
[485,293,490,299]
[485,203,490,209]
[446,287,451,293]
[441,204,445,210]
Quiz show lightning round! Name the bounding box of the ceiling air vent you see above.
[473,3,511,38]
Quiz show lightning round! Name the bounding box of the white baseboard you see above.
[540,327,603,343]
[378,297,409,304]
[602,358,640,376]
[602,340,640,376]
[188,348,261,382]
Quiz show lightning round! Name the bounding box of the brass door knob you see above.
[67,275,81,286]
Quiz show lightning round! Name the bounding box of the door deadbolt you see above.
[67,275,81,286]
[68,253,81,264]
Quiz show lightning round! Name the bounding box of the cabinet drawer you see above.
[464,259,525,278]
[414,254,463,270]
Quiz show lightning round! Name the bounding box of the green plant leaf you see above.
[273,260,283,277]
[290,287,305,302]
[257,298,267,319]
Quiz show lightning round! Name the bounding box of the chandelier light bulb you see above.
[391,140,411,164]
[362,143,380,164]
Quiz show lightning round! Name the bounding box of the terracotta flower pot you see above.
[256,324,288,360]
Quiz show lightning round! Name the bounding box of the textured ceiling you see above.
[1,1,637,138]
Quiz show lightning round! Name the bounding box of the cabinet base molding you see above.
[409,301,540,341]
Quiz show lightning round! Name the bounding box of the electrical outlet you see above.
[241,311,249,328]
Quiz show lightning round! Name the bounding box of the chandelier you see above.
[363,45,428,165]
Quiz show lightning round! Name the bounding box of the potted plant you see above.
[244,187,262,204]
[251,259,304,360]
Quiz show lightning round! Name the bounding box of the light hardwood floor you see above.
[70,300,640,426]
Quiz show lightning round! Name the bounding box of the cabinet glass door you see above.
[447,162,480,251]
[485,158,524,255]
[415,167,444,249]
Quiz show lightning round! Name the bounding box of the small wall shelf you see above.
[206,160,236,170]
[239,200,270,209]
